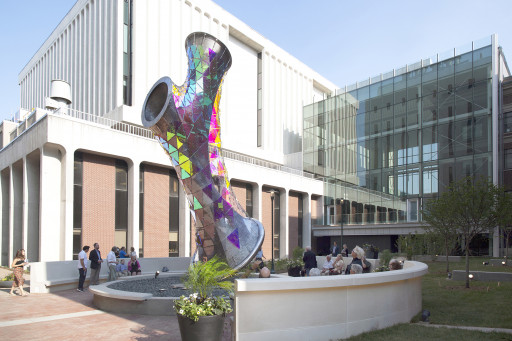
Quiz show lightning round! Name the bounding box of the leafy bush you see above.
[1,273,14,281]
[175,256,236,321]
[292,246,304,260]
[379,249,392,267]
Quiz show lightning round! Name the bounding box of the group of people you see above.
[303,244,403,277]
[77,244,141,292]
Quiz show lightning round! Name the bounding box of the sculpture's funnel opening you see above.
[143,81,169,124]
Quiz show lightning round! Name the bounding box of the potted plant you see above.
[287,246,305,277]
[174,256,236,341]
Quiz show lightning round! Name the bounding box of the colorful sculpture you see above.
[141,32,264,269]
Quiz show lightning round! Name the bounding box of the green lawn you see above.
[342,257,512,340]
[343,324,512,341]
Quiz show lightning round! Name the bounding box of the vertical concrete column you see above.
[303,193,312,248]
[0,169,10,266]
[26,152,40,262]
[22,157,28,255]
[179,182,191,257]
[280,189,289,258]
[12,162,23,260]
[253,183,262,222]
[39,145,63,261]
[0,169,4,265]
[127,159,140,255]
[8,165,14,265]
[63,149,74,260]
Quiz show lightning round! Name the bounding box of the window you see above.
[246,184,253,218]
[505,149,512,170]
[139,164,144,257]
[123,0,133,105]
[72,152,83,260]
[115,160,128,251]
[169,171,180,257]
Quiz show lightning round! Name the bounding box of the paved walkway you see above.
[0,286,232,341]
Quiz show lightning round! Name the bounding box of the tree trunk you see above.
[445,242,450,273]
[465,243,470,289]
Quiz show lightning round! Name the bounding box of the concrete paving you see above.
[0,286,232,341]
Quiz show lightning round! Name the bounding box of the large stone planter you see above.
[177,314,225,341]
[287,266,302,277]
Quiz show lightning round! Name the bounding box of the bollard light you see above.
[155,270,160,279]
[502,261,506,266]
[469,274,474,279]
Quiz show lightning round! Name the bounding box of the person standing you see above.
[10,249,28,296]
[77,245,90,292]
[107,246,118,281]
[341,244,349,257]
[130,246,137,258]
[302,246,317,276]
[331,241,339,256]
[89,243,103,285]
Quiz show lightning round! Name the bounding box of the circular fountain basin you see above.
[90,273,188,316]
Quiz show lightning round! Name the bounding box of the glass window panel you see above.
[454,51,473,87]
[422,93,437,123]
[454,119,473,157]
[422,64,437,95]
[438,122,454,159]
[369,108,381,135]
[407,70,421,100]
[407,99,419,127]
[474,154,491,179]
[455,85,472,117]
[394,103,406,130]
[381,78,394,109]
[438,58,454,92]
[368,139,379,170]
[369,82,383,109]
[381,135,393,168]
[356,113,366,139]
[422,126,438,162]
[395,132,406,166]
[473,46,492,82]
[473,79,491,114]
[505,149,512,170]
[423,164,439,195]
[455,156,474,182]
[473,116,490,154]
[407,130,419,164]
[438,90,454,120]
[382,107,393,133]
[438,159,455,193]
[394,74,407,105]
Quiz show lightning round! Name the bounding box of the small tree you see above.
[447,177,499,288]
[496,191,512,259]
[422,194,459,273]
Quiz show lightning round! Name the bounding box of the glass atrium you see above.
[304,38,494,226]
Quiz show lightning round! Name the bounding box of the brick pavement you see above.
[0,287,232,341]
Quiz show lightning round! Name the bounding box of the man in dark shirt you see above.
[302,246,317,276]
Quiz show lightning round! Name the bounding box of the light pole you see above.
[269,189,277,274]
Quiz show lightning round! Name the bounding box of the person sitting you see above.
[345,246,369,274]
[330,254,344,275]
[128,256,141,275]
[321,254,334,275]
[341,244,349,257]
[116,259,129,277]
[118,247,128,259]
[389,259,403,271]
[350,264,363,274]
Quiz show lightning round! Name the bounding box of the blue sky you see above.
[1,0,511,121]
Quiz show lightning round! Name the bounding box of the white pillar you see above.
[63,149,74,260]
[8,165,14,265]
[303,193,312,248]
[22,157,28,255]
[127,159,140,255]
[39,145,63,261]
[254,183,262,222]
[493,226,500,257]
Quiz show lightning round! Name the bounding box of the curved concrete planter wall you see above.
[233,261,428,341]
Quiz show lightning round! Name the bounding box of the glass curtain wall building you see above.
[304,37,495,227]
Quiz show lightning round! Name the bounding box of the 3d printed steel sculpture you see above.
[141,32,264,270]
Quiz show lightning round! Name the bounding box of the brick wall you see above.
[230,181,247,211]
[143,165,170,257]
[261,190,273,260]
[82,154,115,256]
[288,193,299,253]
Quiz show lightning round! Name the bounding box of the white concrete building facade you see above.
[1,0,335,265]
